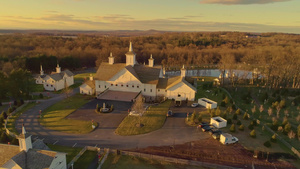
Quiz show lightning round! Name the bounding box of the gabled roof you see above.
[95,62,161,84]
[81,80,95,89]
[26,149,57,169]
[132,65,161,84]
[0,144,20,166]
[95,62,127,81]
[157,76,196,91]
[48,70,74,81]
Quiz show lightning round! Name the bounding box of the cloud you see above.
[200,0,291,5]
[0,13,299,33]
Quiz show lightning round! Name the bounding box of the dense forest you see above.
[0,31,299,88]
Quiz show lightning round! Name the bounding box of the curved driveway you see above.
[16,91,209,149]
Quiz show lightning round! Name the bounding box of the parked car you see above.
[212,133,221,140]
[197,122,209,128]
[166,110,173,117]
[209,129,222,135]
[129,111,140,116]
[191,103,199,107]
[202,125,213,132]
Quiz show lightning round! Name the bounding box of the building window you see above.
[137,86,139,88]
[121,84,123,87]
[150,89,152,92]
[165,90,167,92]
[36,80,38,83]
[46,84,48,87]
[111,84,113,86]
[115,84,118,86]
[158,89,160,92]
[144,89,146,92]
[99,85,100,88]
[51,85,53,87]
[132,85,134,88]
[126,85,128,87]
[105,85,106,88]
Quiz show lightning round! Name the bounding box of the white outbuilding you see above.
[198,98,217,109]
[210,116,227,128]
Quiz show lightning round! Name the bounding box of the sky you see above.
[0,0,299,34]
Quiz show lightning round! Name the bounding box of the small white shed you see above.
[198,98,217,109]
[210,116,227,128]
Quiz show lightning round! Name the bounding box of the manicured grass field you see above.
[48,144,82,163]
[115,100,171,136]
[39,94,95,134]
[74,150,98,169]
[6,102,37,134]
[31,83,45,92]
[102,153,206,169]
[74,73,96,83]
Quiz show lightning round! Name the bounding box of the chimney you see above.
[148,54,154,67]
[181,65,186,78]
[108,52,114,65]
[89,74,94,81]
[56,64,61,73]
[40,65,44,76]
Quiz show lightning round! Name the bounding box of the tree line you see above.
[0,32,299,88]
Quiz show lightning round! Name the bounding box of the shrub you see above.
[243,113,249,120]
[0,132,8,143]
[237,120,241,125]
[284,123,291,134]
[1,112,7,119]
[271,134,277,143]
[250,129,256,138]
[230,124,236,132]
[20,99,24,105]
[198,114,202,123]
[223,96,229,104]
[264,141,271,147]
[8,107,13,114]
[220,101,226,107]
[215,107,221,116]
[233,114,238,120]
[231,104,236,110]
[227,118,232,124]
[235,109,241,115]
[39,93,44,99]
[13,100,17,106]
[251,120,257,126]
[248,124,254,130]
[239,124,244,131]
[11,137,19,145]
[0,102,2,106]
[110,104,114,111]
[279,100,286,108]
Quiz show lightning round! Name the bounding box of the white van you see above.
[220,133,238,145]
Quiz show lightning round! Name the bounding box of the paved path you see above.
[16,90,209,149]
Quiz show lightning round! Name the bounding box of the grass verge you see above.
[102,153,206,169]
[47,144,82,163]
[115,100,171,136]
[6,102,37,134]
[74,150,98,169]
[74,73,96,83]
[39,94,96,134]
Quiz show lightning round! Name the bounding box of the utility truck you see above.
[220,133,238,145]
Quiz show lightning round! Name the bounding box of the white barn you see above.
[94,43,197,101]
[35,64,74,91]
[0,126,67,169]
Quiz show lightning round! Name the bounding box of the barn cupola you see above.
[181,65,186,78]
[17,124,32,152]
[125,42,136,66]
[40,65,44,76]
[56,63,61,73]
[108,52,114,65]
[148,54,154,67]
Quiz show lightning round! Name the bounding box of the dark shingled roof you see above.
[49,70,74,81]
[133,65,161,84]
[26,149,57,169]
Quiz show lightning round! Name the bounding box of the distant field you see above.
[74,73,96,82]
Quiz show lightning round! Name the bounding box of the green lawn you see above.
[115,100,171,136]
[53,83,82,94]
[6,102,37,134]
[74,150,98,169]
[39,94,96,134]
[102,153,207,169]
[31,83,45,92]
[74,73,96,83]
[47,144,82,163]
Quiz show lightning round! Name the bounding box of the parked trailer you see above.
[220,133,238,145]
[198,98,217,109]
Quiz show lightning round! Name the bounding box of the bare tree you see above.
[131,95,145,127]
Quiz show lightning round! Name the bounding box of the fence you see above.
[105,149,241,169]
[67,146,100,169]
[4,101,29,137]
